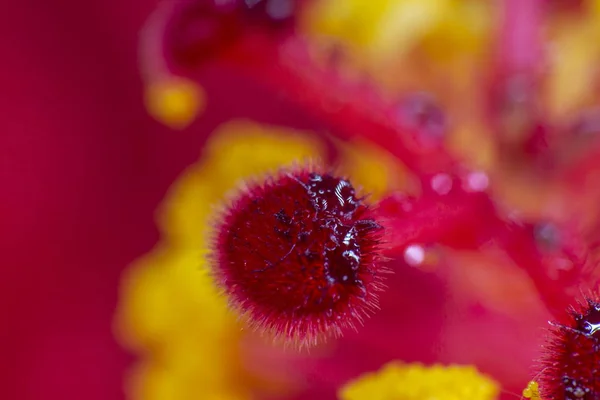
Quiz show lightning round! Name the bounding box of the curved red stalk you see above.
[374,181,495,253]
[495,221,592,319]
[376,183,593,319]
[144,2,456,179]
[217,35,458,179]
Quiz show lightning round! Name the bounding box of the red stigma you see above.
[211,166,387,346]
[540,295,600,399]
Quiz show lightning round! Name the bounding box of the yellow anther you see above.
[144,77,204,129]
[338,361,500,400]
[303,0,491,64]
[522,381,542,400]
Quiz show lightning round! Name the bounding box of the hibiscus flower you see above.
[113,1,600,399]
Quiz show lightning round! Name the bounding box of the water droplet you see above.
[465,171,489,192]
[535,222,562,251]
[431,173,452,195]
[265,0,294,20]
[396,92,446,143]
[342,250,360,268]
[309,173,322,181]
[547,257,575,280]
[404,244,425,267]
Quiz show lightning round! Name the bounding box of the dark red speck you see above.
[396,92,446,147]
[211,167,387,346]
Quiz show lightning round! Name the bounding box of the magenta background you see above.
[1,2,207,399]
[0,1,333,399]
[2,2,170,399]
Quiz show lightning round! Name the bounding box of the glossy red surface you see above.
[213,168,386,345]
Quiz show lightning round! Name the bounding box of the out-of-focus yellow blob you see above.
[305,0,444,57]
[334,138,412,201]
[448,124,496,171]
[144,77,205,129]
[338,361,500,400]
[300,0,493,142]
[158,120,326,247]
[419,1,492,59]
[115,121,326,400]
[522,380,542,400]
[303,0,492,64]
[590,0,600,24]
[545,7,600,117]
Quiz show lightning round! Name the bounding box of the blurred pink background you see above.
[1,2,227,399]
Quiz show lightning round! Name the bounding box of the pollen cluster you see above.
[211,167,387,345]
[338,361,500,400]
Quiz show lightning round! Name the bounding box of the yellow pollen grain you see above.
[338,361,500,400]
[144,77,205,129]
[522,381,542,400]
[302,0,492,65]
